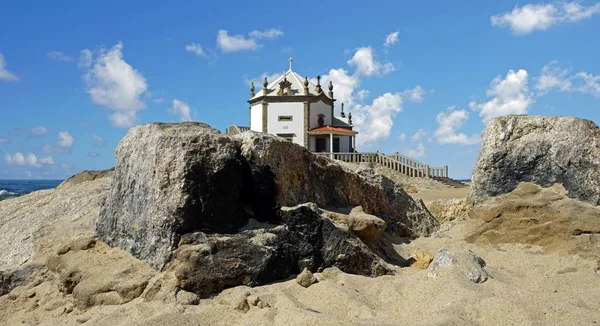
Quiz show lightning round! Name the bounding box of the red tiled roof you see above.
[308,125,358,135]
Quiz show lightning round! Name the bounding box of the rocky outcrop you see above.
[58,168,114,189]
[467,182,600,258]
[0,175,110,296]
[96,122,437,271]
[167,204,391,298]
[469,115,600,206]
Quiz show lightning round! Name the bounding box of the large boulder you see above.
[96,122,437,271]
[469,115,600,206]
[168,204,391,298]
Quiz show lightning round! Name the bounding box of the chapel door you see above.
[315,138,326,152]
[333,137,340,152]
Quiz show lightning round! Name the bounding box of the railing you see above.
[314,151,448,178]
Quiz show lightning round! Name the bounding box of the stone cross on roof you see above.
[289,57,293,70]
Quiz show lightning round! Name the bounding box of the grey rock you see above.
[96,122,249,271]
[169,204,392,298]
[469,115,600,206]
[296,267,317,288]
[96,122,437,271]
[427,248,489,283]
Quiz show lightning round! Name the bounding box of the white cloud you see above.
[536,61,600,98]
[384,31,399,47]
[357,89,370,102]
[217,30,258,53]
[0,137,9,144]
[91,133,104,147]
[347,47,394,77]
[407,143,426,158]
[249,28,284,39]
[469,69,534,122]
[39,156,55,165]
[57,131,74,148]
[535,61,572,94]
[5,152,54,167]
[31,126,48,136]
[47,51,73,62]
[402,85,425,102]
[398,133,407,142]
[434,107,481,145]
[352,92,403,147]
[0,53,18,81]
[168,99,193,122]
[82,42,148,127]
[411,128,428,142]
[78,49,92,68]
[491,2,600,34]
[316,68,360,108]
[185,43,206,57]
[575,71,600,98]
[87,152,100,158]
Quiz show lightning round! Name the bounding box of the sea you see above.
[0,180,63,201]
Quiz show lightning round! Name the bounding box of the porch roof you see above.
[308,125,358,135]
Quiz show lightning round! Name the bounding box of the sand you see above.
[1,178,599,326]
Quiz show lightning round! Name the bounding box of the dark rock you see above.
[170,204,392,298]
[0,264,45,296]
[469,115,600,206]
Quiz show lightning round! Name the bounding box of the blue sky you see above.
[1,1,599,179]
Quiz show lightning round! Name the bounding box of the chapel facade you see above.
[231,58,358,153]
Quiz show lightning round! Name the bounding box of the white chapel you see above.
[229,58,358,153]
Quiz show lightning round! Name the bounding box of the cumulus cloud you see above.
[0,53,18,81]
[91,133,104,147]
[47,51,73,62]
[249,28,284,39]
[81,42,148,127]
[402,85,426,102]
[185,43,206,57]
[407,143,426,158]
[491,2,600,34]
[434,107,481,145]
[398,133,407,142]
[57,131,74,148]
[31,126,48,136]
[217,30,259,53]
[347,47,394,77]
[78,49,92,68]
[469,69,534,122]
[411,128,428,142]
[168,99,193,122]
[5,152,54,167]
[536,61,600,98]
[352,92,403,146]
[384,31,399,47]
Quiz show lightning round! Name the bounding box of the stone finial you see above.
[304,77,309,87]
[328,81,333,91]
[250,82,255,97]
[315,75,322,93]
[340,103,346,118]
[263,77,268,89]
[348,112,352,125]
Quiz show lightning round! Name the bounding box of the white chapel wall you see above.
[266,102,304,146]
[309,101,332,129]
[338,135,351,152]
[250,103,262,132]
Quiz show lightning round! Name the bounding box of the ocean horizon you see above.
[0,179,63,201]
